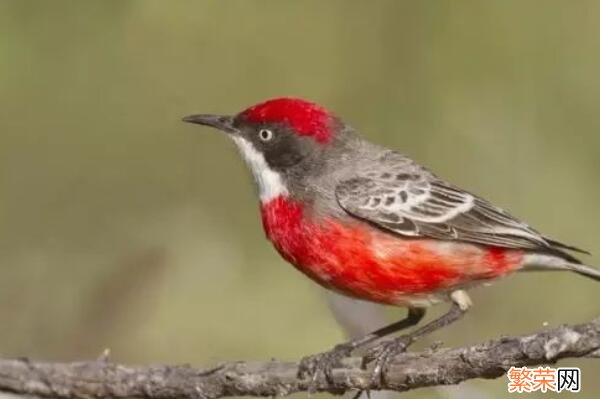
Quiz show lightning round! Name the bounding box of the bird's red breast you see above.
[260,195,524,305]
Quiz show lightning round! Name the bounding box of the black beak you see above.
[182,114,237,134]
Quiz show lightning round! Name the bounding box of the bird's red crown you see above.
[239,97,334,143]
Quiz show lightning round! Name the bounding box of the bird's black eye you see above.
[259,129,274,142]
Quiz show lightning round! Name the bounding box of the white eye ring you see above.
[259,129,274,141]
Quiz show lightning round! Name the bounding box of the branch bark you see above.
[0,318,598,398]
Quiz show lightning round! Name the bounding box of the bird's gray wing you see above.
[335,152,584,256]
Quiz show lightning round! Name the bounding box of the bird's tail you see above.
[521,253,600,282]
[564,262,600,282]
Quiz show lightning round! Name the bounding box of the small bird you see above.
[183,97,598,388]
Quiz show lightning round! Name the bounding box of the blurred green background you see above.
[1,1,599,398]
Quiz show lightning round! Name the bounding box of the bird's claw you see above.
[298,343,354,394]
[362,337,410,387]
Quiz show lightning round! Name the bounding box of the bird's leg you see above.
[298,306,425,394]
[363,290,473,388]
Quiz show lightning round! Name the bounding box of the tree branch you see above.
[0,318,598,398]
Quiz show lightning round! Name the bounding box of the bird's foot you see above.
[298,342,355,394]
[362,336,412,387]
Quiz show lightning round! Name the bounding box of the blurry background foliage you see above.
[1,1,599,398]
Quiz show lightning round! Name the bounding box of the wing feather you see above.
[334,152,584,259]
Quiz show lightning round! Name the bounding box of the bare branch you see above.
[0,318,598,398]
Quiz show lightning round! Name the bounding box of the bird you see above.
[183,97,598,390]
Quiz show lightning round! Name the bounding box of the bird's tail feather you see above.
[521,253,600,282]
[564,262,600,282]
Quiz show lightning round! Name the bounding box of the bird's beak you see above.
[182,114,238,134]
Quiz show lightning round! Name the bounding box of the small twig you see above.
[0,318,598,398]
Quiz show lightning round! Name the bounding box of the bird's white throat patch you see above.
[231,137,288,202]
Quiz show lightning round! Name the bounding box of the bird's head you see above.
[183,97,345,202]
